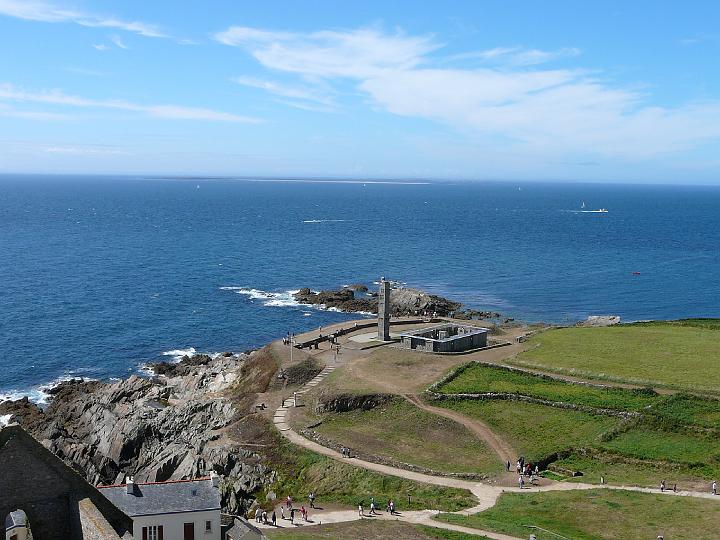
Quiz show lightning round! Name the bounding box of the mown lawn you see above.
[313,399,501,475]
[511,324,720,393]
[438,399,619,462]
[436,489,720,539]
[266,520,485,540]
[437,363,658,411]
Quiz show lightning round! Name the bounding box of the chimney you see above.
[210,472,220,488]
[126,476,134,495]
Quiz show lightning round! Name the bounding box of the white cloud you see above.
[0,102,67,120]
[233,76,335,109]
[215,25,720,159]
[110,35,128,50]
[0,83,263,123]
[446,46,581,66]
[216,26,439,78]
[44,144,128,155]
[92,43,109,51]
[0,0,166,37]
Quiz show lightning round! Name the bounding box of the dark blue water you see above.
[2,176,719,402]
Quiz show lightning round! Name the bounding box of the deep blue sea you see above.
[2,176,719,403]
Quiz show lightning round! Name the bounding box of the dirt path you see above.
[403,393,516,465]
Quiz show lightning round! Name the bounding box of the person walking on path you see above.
[290,508,295,524]
[369,498,377,515]
[358,502,364,518]
[271,511,277,527]
[713,480,717,495]
[301,506,307,521]
[280,506,285,520]
[255,507,262,523]
[506,460,511,472]
[660,480,666,492]
[309,491,316,509]
[519,475,525,489]
[287,495,293,509]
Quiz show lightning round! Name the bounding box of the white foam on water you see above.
[162,347,196,361]
[302,219,350,223]
[221,286,374,317]
[1,374,98,406]
[1,414,14,427]
[221,286,309,308]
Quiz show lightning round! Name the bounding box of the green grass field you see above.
[438,399,619,462]
[600,427,720,465]
[437,363,659,411]
[313,399,501,475]
[266,521,484,540]
[265,443,476,513]
[551,451,718,489]
[436,489,720,539]
[512,324,720,393]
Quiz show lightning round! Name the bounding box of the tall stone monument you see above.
[377,277,391,341]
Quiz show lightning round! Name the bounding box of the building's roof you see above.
[98,478,220,517]
[5,509,27,530]
[225,517,265,540]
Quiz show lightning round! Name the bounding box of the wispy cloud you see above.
[0,102,68,120]
[215,26,439,78]
[0,83,263,123]
[92,43,109,51]
[0,0,166,37]
[215,24,720,158]
[234,76,336,110]
[109,35,129,50]
[446,46,582,66]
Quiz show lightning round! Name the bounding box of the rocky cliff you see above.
[0,351,281,514]
[294,285,465,316]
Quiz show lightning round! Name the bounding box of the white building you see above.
[4,510,28,540]
[98,475,222,540]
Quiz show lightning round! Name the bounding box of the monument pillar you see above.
[378,277,391,341]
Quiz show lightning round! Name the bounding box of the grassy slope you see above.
[266,521,484,540]
[437,363,658,410]
[436,489,720,540]
[439,399,618,462]
[263,440,476,513]
[511,325,720,392]
[313,399,501,475]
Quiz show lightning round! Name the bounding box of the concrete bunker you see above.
[398,323,488,353]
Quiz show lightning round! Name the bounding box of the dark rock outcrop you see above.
[294,284,468,317]
[2,353,274,515]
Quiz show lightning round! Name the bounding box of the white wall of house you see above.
[132,509,220,540]
[5,526,28,540]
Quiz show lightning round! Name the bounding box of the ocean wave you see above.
[302,219,350,223]
[1,374,97,406]
[0,414,13,427]
[162,347,197,361]
[221,286,374,317]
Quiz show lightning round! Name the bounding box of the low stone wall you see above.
[427,391,641,419]
[315,393,395,414]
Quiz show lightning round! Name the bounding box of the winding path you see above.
[403,393,516,466]
[270,360,719,538]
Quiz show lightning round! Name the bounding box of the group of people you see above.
[340,446,352,458]
[282,332,295,345]
[512,456,539,488]
[358,497,397,517]
[253,507,277,527]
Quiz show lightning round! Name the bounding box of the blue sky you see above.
[1,1,719,182]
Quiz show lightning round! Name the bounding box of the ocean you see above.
[1,175,719,403]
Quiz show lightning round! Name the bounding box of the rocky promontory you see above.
[293,284,501,319]
[0,350,283,514]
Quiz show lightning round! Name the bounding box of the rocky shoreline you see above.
[294,284,500,319]
[0,351,275,514]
